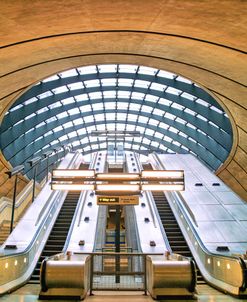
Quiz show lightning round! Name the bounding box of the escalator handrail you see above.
[0,191,63,260]
[145,190,172,253]
[128,154,172,253]
[35,151,81,226]
[0,152,81,294]
[151,152,247,290]
[0,152,80,259]
[152,152,245,262]
[76,152,99,228]
[152,152,197,226]
[170,190,247,291]
[133,153,157,228]
[62,191,87,252]
[133,152,143,173]
[59,151,91,250]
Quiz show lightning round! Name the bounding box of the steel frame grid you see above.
[0,64,233,179]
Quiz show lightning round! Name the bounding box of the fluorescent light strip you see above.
[97,173,140,180]
[141,170,184,178]
[53,170,95,177]
[141,184,184,191]
[51,184,95,190]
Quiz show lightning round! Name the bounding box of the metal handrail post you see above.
[90,254,94,295]
[31,165,38,203]
[10,174,18,233]
[144,254,147,295]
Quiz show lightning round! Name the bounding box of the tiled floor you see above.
[0,284,247,302]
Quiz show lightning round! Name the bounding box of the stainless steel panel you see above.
[215,221,247,242]
[224,205,247,221]
[146,255,195,298]
[184,172,208,192]
[182,191,219,205]
[159,154,182,170]
[189,204,234,221]
[240,221,247,230]
[197,222,225,243]
[46,260,85,288]
[214,192,243,205]
[153,153,247,296]
[206,242,247,255]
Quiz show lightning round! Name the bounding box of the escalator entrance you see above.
[90,166,146,292]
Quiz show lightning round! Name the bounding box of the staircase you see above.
[152,191,205,284]
[29,191,80,283]
[105,230,126,248]
[0,206,30,245]
[0,223,10,245]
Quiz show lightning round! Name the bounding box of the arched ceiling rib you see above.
[0,64,233,179]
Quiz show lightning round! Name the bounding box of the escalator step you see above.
[29,189,80,283]
[44,240,66,245]
[152,189,205,286]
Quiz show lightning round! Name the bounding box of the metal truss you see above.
[0,64,233,180]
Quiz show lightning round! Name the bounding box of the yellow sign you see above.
[97,195,139,205]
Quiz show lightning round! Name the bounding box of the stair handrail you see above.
[151,152,247,295]
[0,181,33,211]
[0,180,40,226]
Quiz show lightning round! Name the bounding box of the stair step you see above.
[29,280,40,284]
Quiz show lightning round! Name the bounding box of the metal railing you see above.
[72,251,151,293]
[0,180,40,229]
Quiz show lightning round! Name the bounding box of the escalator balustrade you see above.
[29,163,88,283]
[29,191,80,283]
[142,164,205,285]
[152,191,205,284]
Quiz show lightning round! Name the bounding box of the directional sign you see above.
[97,195,139,205]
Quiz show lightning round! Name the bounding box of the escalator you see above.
[105,166,126,251]
[29,163,89,283]
[152,191,205,284]
[142,164,205,285]
[29,191,80,283]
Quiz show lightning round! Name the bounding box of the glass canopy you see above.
[0,64,233,180]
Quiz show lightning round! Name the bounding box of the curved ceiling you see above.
[0,64,232,180]
[0,1,246,200]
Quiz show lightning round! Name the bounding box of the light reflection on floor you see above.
[0,284,247,302]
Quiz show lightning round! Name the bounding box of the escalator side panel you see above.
[29,191,80,283]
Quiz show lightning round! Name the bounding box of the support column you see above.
[115,205,120,283]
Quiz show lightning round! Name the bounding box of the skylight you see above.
[0,64,233,179]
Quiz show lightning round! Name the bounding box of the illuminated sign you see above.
[97,195,139,205]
